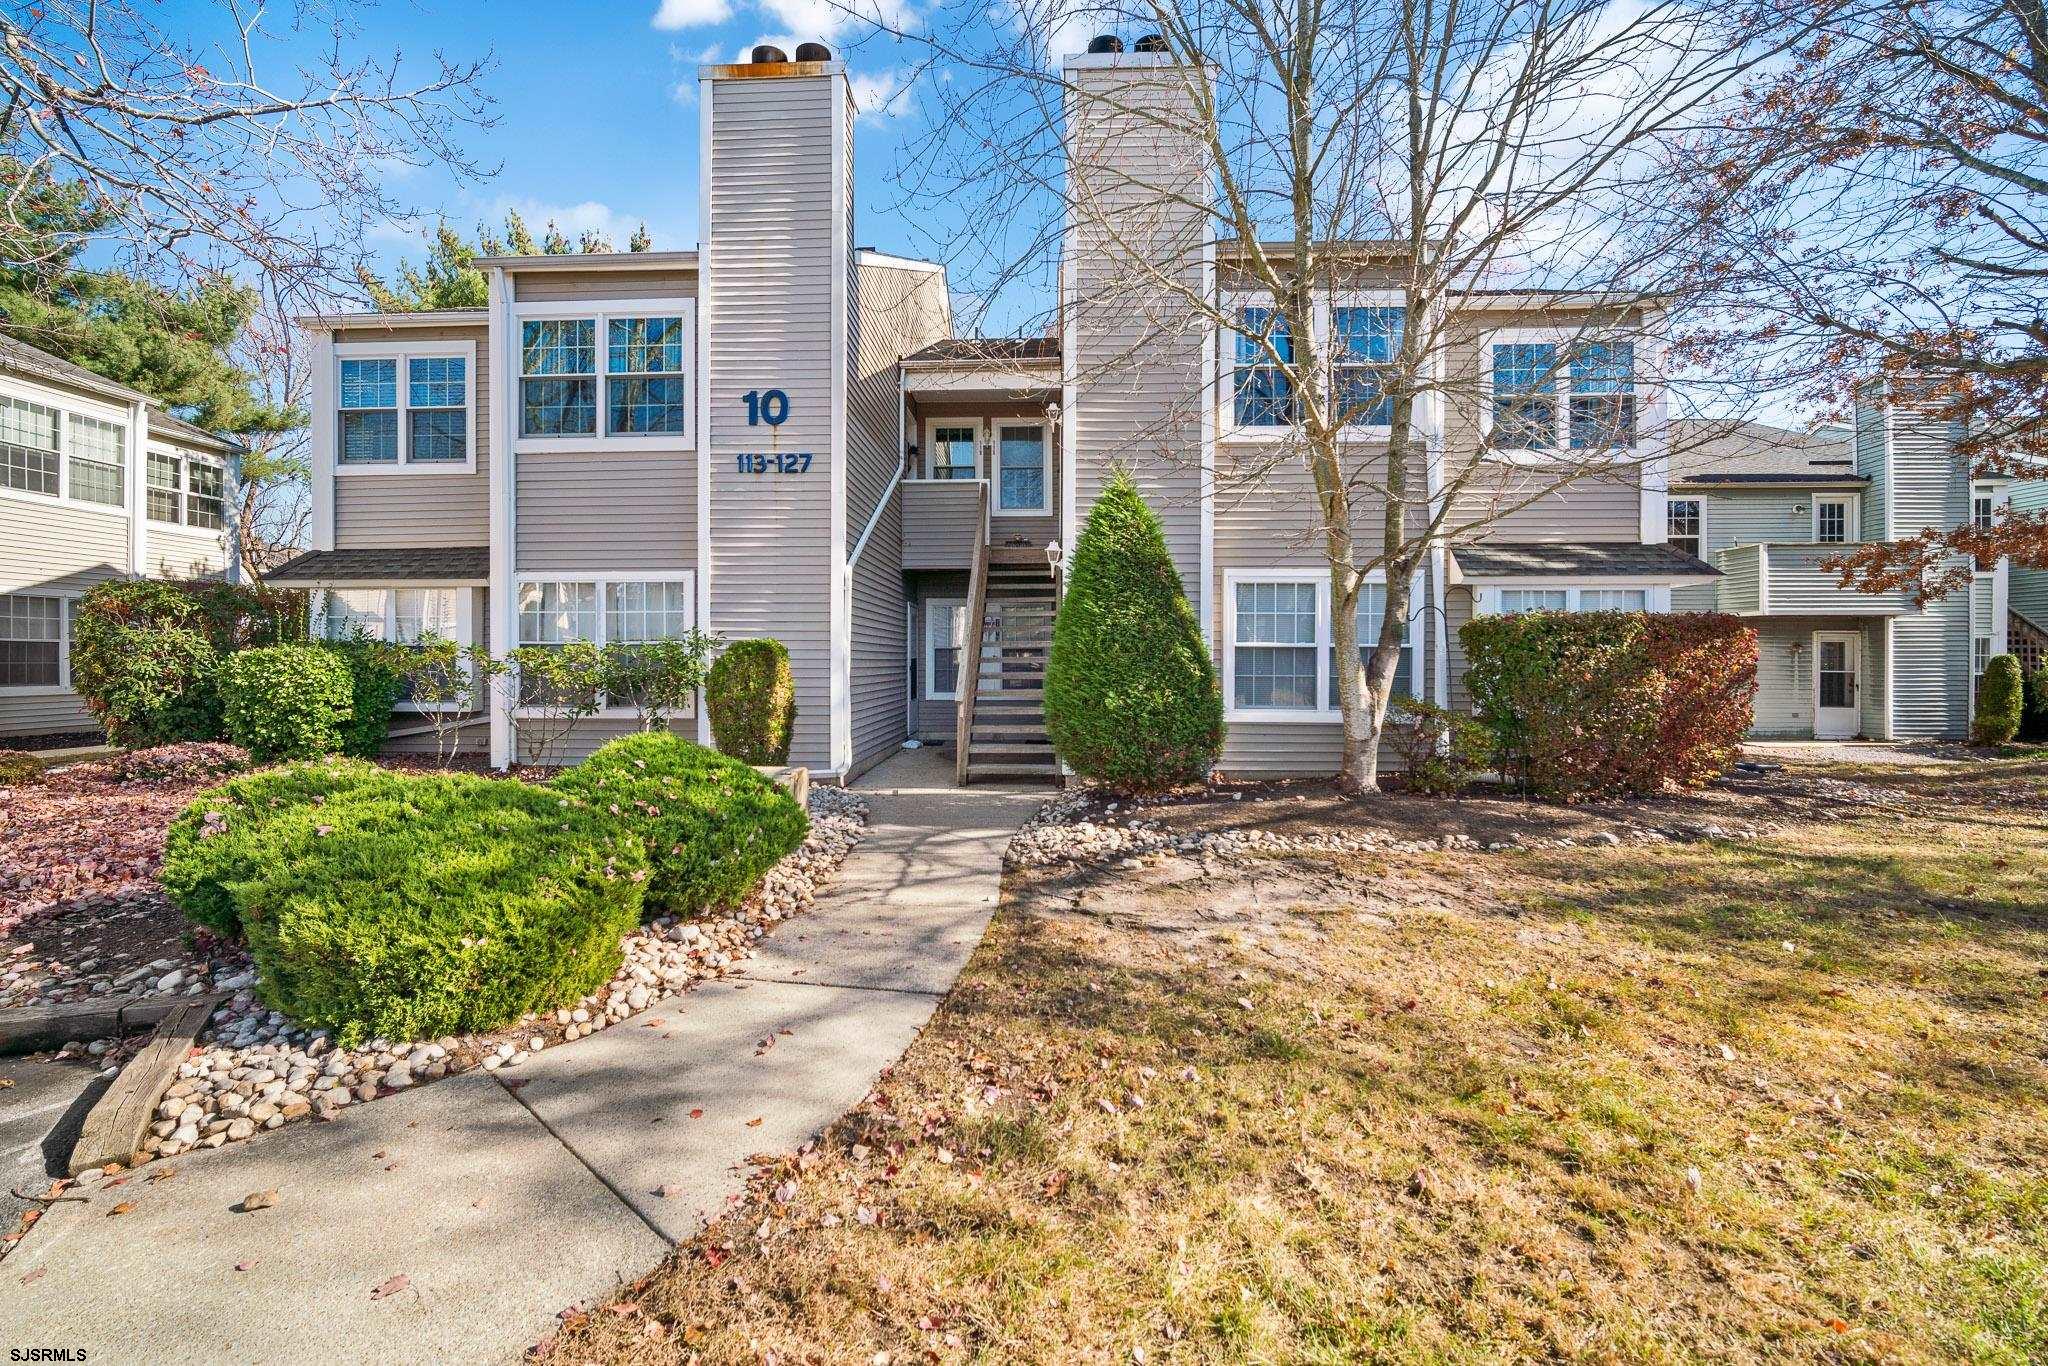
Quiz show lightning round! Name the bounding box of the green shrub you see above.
[1045,471,1222,791]
[69,579,305,746]
[706,638,796,765]
[324,640,404,758]
[1972,654,2024,746]
[1460,610,1756,799]
[0,750,44,786]
[553,731,808,917]
[216,645,355,761]
[232,774,647,1045]
[162,758,398,937]
[1389,698,1486,796]
[604,636,719,732]
[2022,665,2048,743]
[510,642,607,767]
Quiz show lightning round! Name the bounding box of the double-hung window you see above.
[995,423,1047,513]
[1813,496,1853,544]
[1972,487,1995,532]
[521,321,597,436]
[606,317,688,435]
[146,452,227,527]
[1667,498,1701,559]
[1487,586,1652,615]
[318,588,469,708]
[1488,337,1640,452]
[1233,307,1295,428]
[1328,582,1416,706]
[0,593,65,690]
[187,461,226,528]
[147,452,183,522]
[338,347,472,467]
[0,397,60,496]
[928,425,978,479]
[926,600,964,700]
[67,415,125,506]
[515,574,697,713]
[1332,306,1402,427]
[1233,580,1320,708]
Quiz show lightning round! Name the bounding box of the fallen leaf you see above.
[19,1268,45,1284]
[235,1260,257,1272]
[107,1202,134,1216]
[856,1205,878,1226]
[240,1190,279,1212]
[745,1116,763,1128]
[369,1273,410,1300]
[688,1108,704,1119]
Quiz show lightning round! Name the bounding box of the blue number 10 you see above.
[743,389,790,426]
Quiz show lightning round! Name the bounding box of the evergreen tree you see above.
[360,211,629,311]
[1044,471,1223,790]
[629,223,653,253]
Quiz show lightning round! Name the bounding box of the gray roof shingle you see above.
[1451,541,1720,580]
[903,336,1059,365]
[265,546,490,585]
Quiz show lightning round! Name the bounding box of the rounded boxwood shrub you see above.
[71,582,224,746]
[1044,471,1222,791]
[217,644,354,761]
[323,640,404,758]
[552,731,808,916]
[706,638,796,765]
[162,758,399,938]
[232,774,647,1045]
[1972,653,2024,746]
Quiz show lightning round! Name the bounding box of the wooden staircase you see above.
[956,547,1061,784]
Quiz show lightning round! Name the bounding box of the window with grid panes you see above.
[1,396,59,495]
[0,594,62,687]
[521,321,597,436]
[67,414,124,505]
[407,357,468,462]
[607,318,687,435]
[339,358,399,462]
[1233,581,1319,708]
[147,452,182,522]
[1332,306,1403,426]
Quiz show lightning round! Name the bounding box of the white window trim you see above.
[0,377,134,515]
[511,569,697,720]
[1471,581,1673,615]
[1221,567,1424,723]
[1971,482,1998,532]
[315,588,477,712]
[334,339,478,475]
[0,590,76,696]
[990,419,1050,516]
[1666,496,1703,558]
[924,596,965,700]
[1810,493,1859,544]
[915,417,983,482]
[145,447,229,528]
[510,298,697,455]
[1476,326,1649,466]
[1217,290,1406,444]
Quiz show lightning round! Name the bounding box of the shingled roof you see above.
[1451,542,1720,580]
[1669,419,1863,487]
[903,336,1059,365]
[265,546,490,586]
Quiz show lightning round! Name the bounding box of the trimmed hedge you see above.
[552,731,808,917]
[217,645,354,761]
[1972,654,2024,746]
[69,579,304,746]
[231,774,646,1045]
[1044,471,1223,791]
[325,640,404,758]
[706,638,796,765]
[162,758,399,937]
[1461,610,1757,799]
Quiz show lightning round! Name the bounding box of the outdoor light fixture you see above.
[1045,540,1065,572]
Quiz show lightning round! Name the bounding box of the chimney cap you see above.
[751,44,789,63]
[1133,33,1168,52]
[794,41,831,60]
[1086,34,1124,54]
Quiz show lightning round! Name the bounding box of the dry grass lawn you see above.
[546,757,2048,1364]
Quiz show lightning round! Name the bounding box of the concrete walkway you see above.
[0,750,1043,1365]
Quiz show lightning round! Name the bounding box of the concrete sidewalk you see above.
[0,749,1042,1365]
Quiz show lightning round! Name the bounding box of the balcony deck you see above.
[1714,543,1914,616]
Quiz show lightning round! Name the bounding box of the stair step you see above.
[972,724,1048,738]
[968,764,1061,781]
[971,744,1054,761]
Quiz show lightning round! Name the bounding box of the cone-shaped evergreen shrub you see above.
[1044,471,1222,790]
[1972,654,2023,745]
[706,638,797,764]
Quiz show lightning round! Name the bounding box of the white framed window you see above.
[316,588,474,710]
[1222,569,1423,721]
[513,300,695,451]
[1332,305,1403,428]
[66,414,125,506]
[0,592,70,693]
[335,341,475,472]
[513,571,697,717]
[925,421,980,480]
[1812,495,1856,544]
[1667,498,1701,559]
[925,598,964,700]
[1973,636,1992,678]
[1231,305,1296,429]
[1972,485,1996,532]
[0,395,60,497]
[145,449,228,528]
[1222,294,1409,438]
[1477,584,1665,615]
[993,422,1048,514]
[0,386,144,512]
[1480,330,1642,457]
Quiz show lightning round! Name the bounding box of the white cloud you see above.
[756,0,919,40]
[849,68,915,121]
[652,0,733,29]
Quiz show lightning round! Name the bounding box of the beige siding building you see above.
[0,337,235,739]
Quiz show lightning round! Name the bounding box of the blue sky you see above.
[166,0,940,287]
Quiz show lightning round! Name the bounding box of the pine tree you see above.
[629,223,653,252]
[360,211,627,311]
[1044,470,1223,790]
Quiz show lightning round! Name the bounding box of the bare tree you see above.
[1665,0,2048,595]
[0,0,494,303]
[228,286,312,579]
[860,0,1812,791]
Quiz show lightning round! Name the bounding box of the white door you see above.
[1814,631,1860,739]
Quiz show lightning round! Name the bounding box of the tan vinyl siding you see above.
[704,73,842,771]
[513,269,697,303]
[1675,490,1813,609]
[331,322,491,549]
[0,690,97,737]
[146,526,228,580]
[514,716,691,766]
[1448,466,1642,544]
[1067,62,1207,603]
[901,481,982,569]
[0,497,128,595]
[515,451,695,572]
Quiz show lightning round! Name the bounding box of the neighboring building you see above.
[273,41,1994,780]
[1668,408,2008,740]
[0,335,236,739]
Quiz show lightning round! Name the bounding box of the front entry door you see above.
[1814,631,1860,739]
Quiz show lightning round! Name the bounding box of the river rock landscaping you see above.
[1,744,869,1165]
